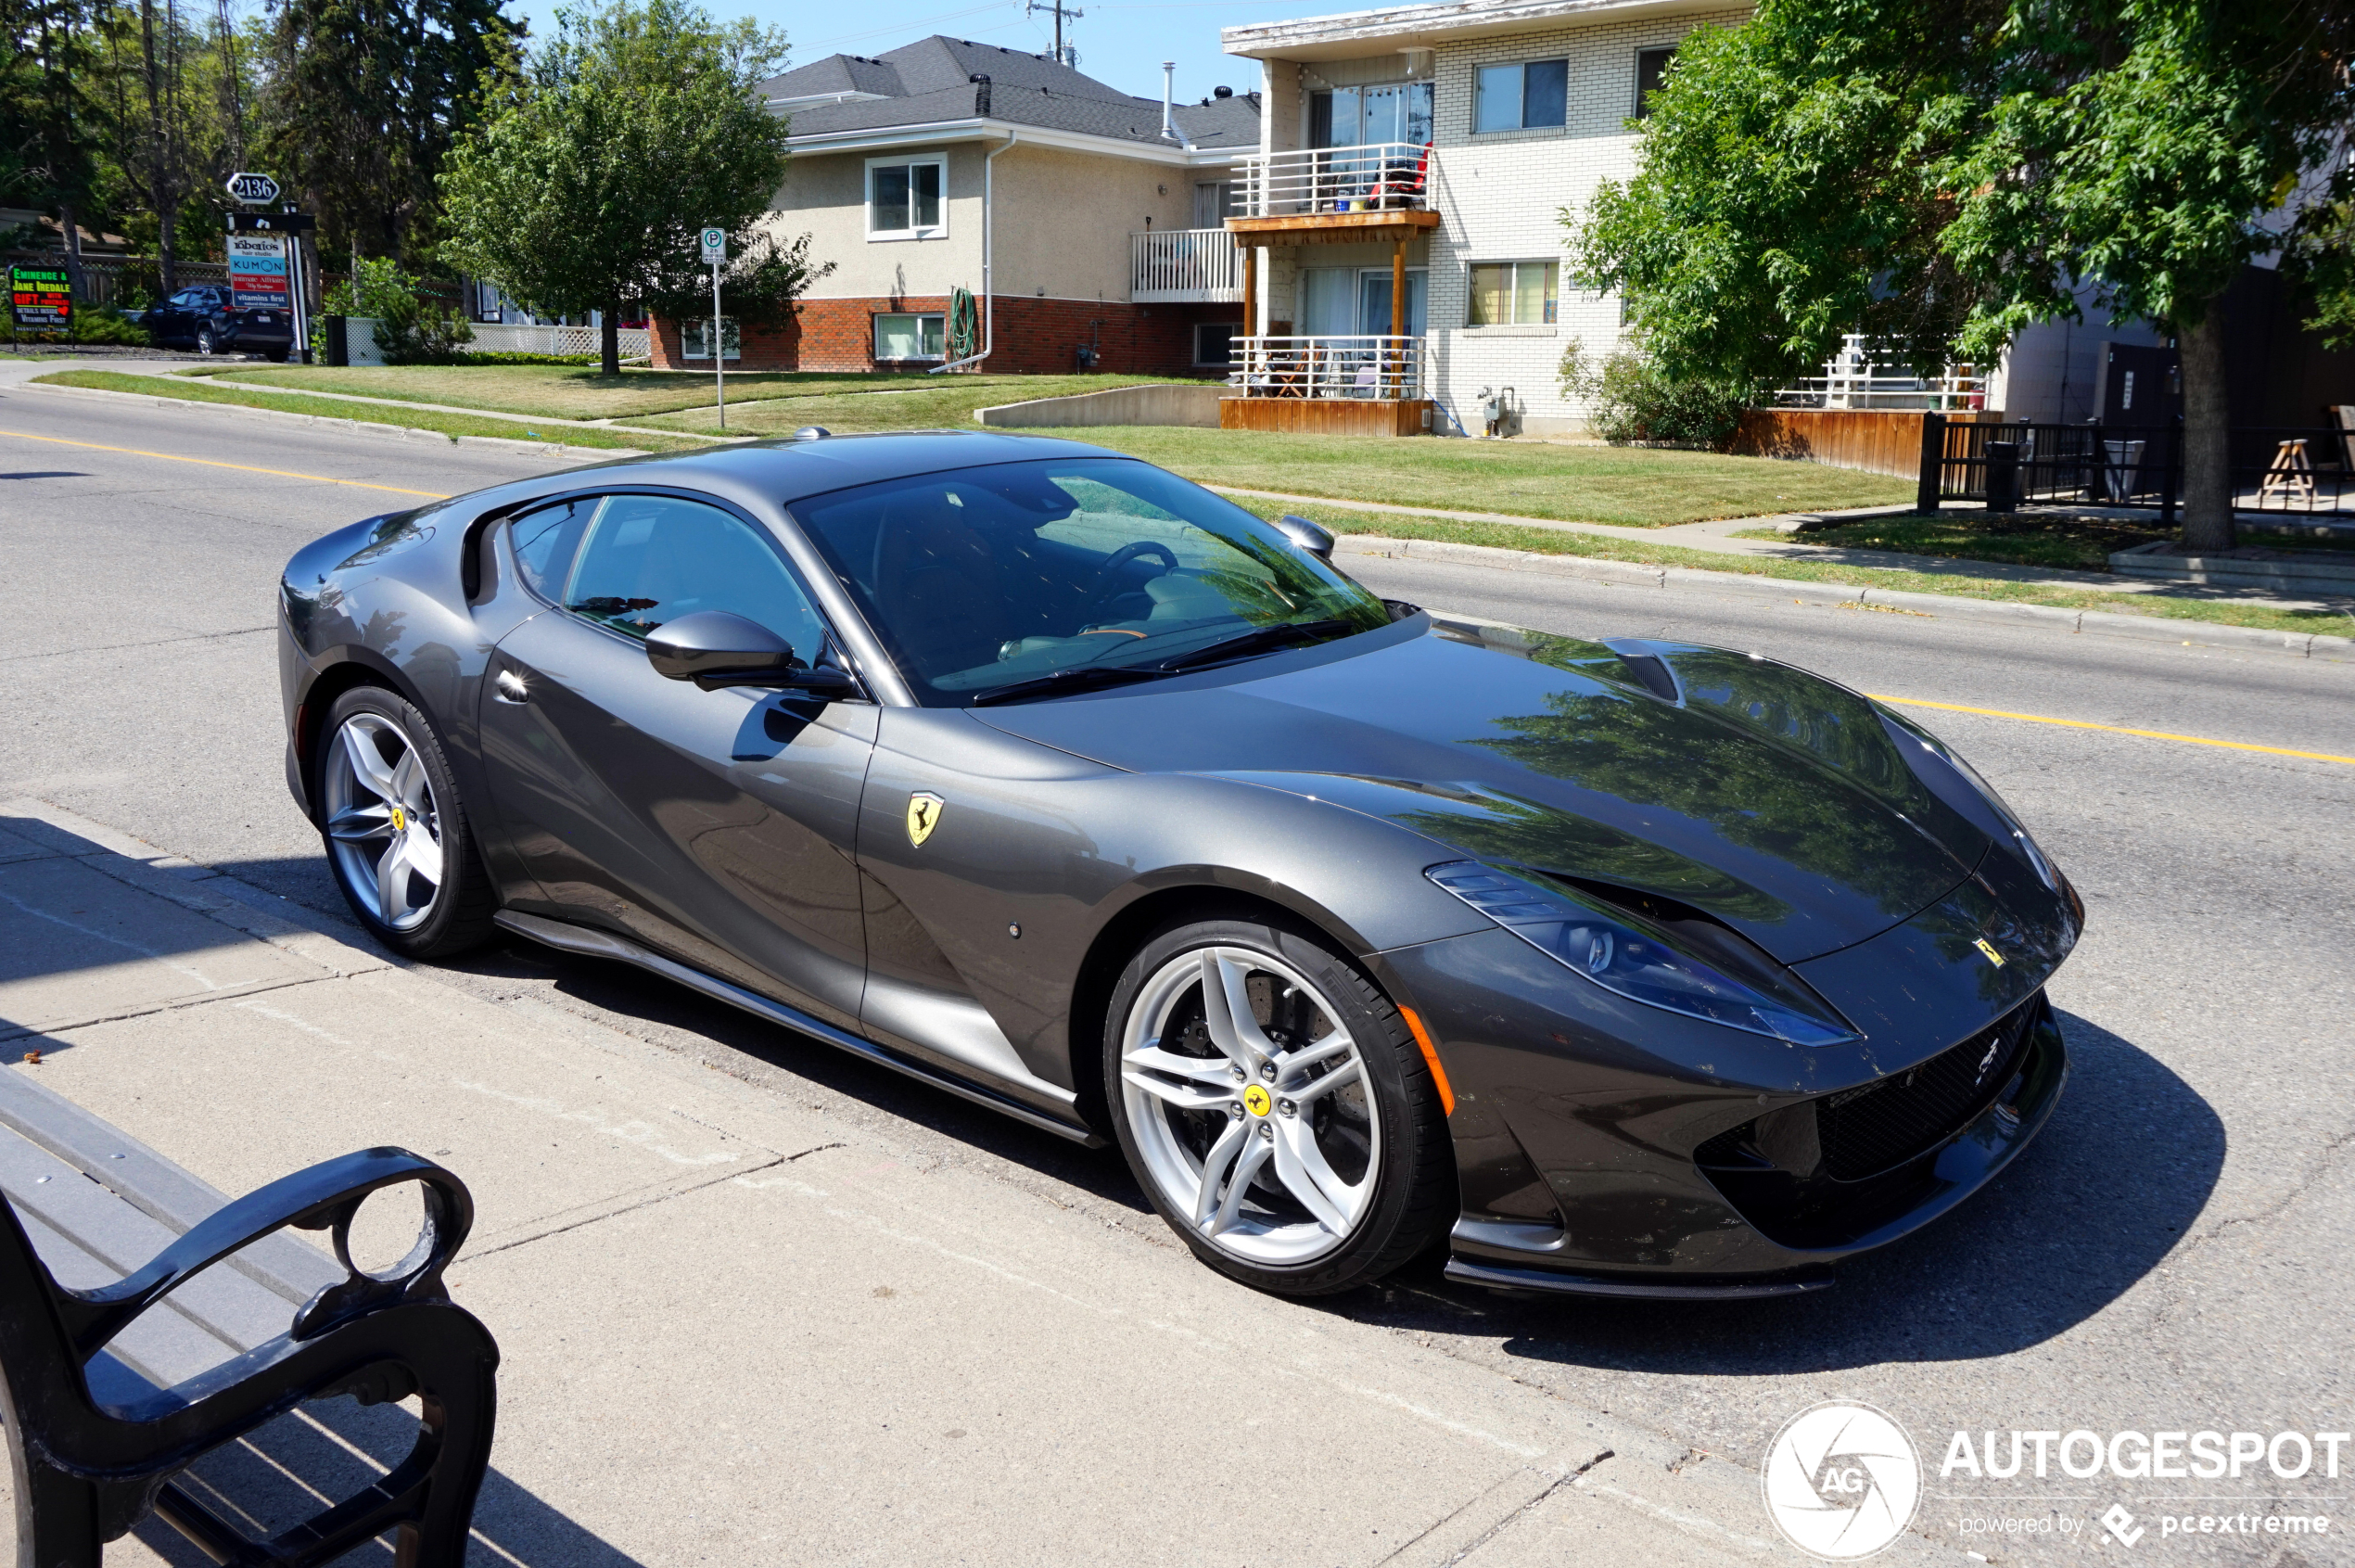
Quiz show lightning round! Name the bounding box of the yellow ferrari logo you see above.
[388,804,406,833]
[1973,937,2005,967]
[1243,1084,1272,1117]
[906,792,945,848]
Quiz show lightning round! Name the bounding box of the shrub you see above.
[71,306,150,346]
[319,256,476,364]
[1559,339,1749,449]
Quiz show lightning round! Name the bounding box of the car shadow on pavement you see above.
[1339,1007,2225,1372]
[121,1396,649,1567]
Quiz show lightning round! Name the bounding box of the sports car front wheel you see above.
[1106,919,1453,1295]
[314,686,498,959]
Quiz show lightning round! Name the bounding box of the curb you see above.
[1333,533,2355,663]
[11,378,648,463]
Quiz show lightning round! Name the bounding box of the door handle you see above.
[493,669,528,704]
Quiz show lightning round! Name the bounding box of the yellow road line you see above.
[1869,694,2355,767]
[0,428,452,499]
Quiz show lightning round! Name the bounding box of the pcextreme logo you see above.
[1762,1400,1923,1560]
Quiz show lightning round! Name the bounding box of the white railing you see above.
[1237,143,1432,219]
[1131,229,1243,302]
[1774,334,1989,411]
[465,323,651,360]
[1228,336,1423,400]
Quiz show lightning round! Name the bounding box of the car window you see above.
[169,289,202,308]
[790,457,1390,705]
[507,497,597,601]
[558,493,827,660]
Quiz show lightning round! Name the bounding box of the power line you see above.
[1026,0,1081,66]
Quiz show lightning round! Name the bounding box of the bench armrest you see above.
[55,1147,473,1362]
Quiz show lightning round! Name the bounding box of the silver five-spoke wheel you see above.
[321,712,445,931]
[1120,945,1378,1266]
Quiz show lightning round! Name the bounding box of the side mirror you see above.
[646,610,858,696]
[1274,513,1335,562]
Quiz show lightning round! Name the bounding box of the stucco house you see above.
[648,37,1261,375]
[1215,0,1742,436]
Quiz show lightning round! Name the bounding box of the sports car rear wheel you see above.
[315,687,498,958]
[1106,919,1451,1295]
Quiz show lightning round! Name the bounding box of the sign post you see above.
[700,226,727,428]
[224,175,313,363]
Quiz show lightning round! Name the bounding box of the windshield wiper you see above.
[1152,618,1353,674]
[968,664,1176,707]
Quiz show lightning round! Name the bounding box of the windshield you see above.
[788,457,1390,705]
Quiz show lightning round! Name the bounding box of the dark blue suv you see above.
[143,285,294,359]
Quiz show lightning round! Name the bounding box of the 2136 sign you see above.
[225,172,281,206]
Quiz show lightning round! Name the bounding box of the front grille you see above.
[1814,1003,2035,1179]
[1696,996,2038,1182]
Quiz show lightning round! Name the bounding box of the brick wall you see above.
[650,297,1240,376]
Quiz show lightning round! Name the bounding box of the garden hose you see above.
[947,287,980,363]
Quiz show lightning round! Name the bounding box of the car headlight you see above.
[1877,708,2059,892]
[1426,863,1860,1047]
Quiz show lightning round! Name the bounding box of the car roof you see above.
[579,429,1141,507]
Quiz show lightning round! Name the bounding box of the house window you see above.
[681,317,740,360]
[874,312,945,362]
[1195,321,1237,367]
[1467,261,1559,325]
[1308,82,1433,147]
[1635,47,1675,117]
[1474,59,1567,133]
[1192,181,1240,227]
[867,156,946,238]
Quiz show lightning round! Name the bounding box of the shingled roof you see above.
[761,35,1260,152]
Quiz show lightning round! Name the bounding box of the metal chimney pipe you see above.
[1163,61,1177,139]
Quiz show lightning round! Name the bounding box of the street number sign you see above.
[699,227,727,265]
[225,172,281,205]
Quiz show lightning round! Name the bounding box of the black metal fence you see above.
[1921,417,2355,519]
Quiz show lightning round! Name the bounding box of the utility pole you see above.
[1025,0,1081,67]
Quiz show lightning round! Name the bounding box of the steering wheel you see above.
[1084,541,1180,613]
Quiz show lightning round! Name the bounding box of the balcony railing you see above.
[1130,229,1242,302]
[1228,336,1423,400]
[1772,333,1990,411]
[1236,144,1432,219]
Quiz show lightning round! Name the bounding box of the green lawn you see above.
[33,369,707,452]
[1232,495,2354,637]
[198,363,1200,422]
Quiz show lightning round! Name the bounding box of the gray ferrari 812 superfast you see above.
[278,430,2079,1299]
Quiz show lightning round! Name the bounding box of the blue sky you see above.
[509,0,1347,104]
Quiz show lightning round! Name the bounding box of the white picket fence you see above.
[465,323,650,359]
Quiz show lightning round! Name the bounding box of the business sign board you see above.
[9,263,71,333]
[225,233,291,311]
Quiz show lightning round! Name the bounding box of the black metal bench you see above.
[0,1067,499,1566]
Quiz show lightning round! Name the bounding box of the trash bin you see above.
[2101,439,2145,503]
[1984,440,2021,514]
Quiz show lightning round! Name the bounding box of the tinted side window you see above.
[562,494,826,660]
[508,497,597,601]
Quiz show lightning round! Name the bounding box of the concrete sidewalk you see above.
[0,800,1928,1567]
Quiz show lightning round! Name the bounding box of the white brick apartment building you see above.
[1222,0,1749,435]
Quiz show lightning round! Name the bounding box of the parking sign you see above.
[699,227,727,265]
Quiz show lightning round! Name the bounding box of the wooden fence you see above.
[1729,408,2005,478]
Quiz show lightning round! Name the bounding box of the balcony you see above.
[1227,144,1443,248]
[1130,229,1242,303]
[1220,336,1431,437]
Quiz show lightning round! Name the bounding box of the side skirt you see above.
[492,911,1105,1149]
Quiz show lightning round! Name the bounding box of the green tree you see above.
[1572,0,2355,551]
[251,0,523,269]
[438,0,825,376]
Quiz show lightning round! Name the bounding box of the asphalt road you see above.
[6,377,2352,1563]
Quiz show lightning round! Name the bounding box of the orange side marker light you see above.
[1398,1007,1454,1116]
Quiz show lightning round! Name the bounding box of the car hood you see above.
[972,619,1993,963]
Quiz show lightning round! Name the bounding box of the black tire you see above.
[312,685,500,959]
[1103,916,1453,1296]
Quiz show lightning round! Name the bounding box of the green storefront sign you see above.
[10,263,72,334]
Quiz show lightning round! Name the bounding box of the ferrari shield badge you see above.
[906,792,946,848]
[1973,937,2005,967]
